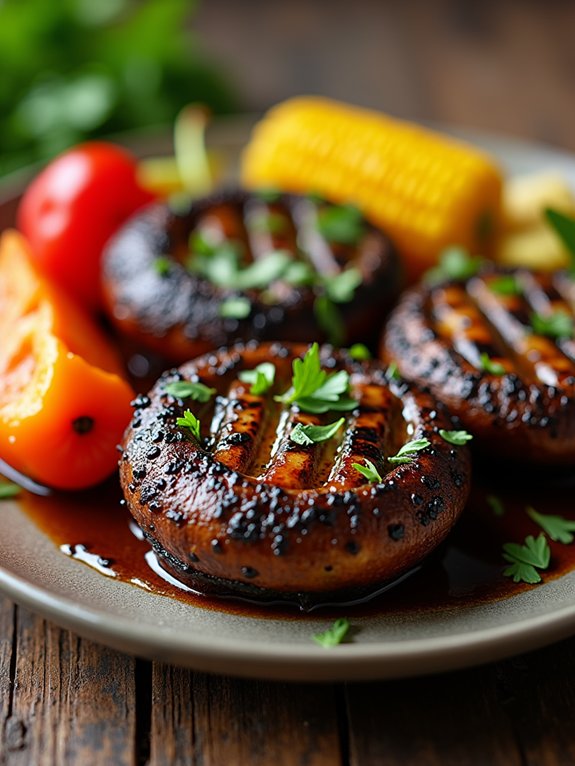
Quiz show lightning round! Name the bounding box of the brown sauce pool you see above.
[16,466,575,619]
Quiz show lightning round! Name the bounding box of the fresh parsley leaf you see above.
[238,363,276,395]
[323,267,362,304]
[502,533,551,584]
[313,617,350,648]
[249,210,288,235]
[164,381,216,402]
[439,429,473,445]
[219,297,251,319]
[189,230,218,257]
[314,295,345,346]
[426,246,484,284]
[527,506,575,544]
[282,260,316,286]
[487,495,506,517]
[489,274,522,296]
[176,409,202,443]
[254,188,282,204]
[386,361,400,381]
[190,242,243,287]
[388,438,431,465]
[352,458,383,483]
[153,255,172,277]
[545,207,575,272]
[235,251,293,289]
[0,482,20,500]
[530,310,574,339]
[479,352,506,376]
[290,417,345,446]
[348,343,371,361]
[317,205,364,245]
[276,344,357,414]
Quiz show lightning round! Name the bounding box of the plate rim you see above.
[2,123,575,681]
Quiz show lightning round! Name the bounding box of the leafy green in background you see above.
[0,0,236,176]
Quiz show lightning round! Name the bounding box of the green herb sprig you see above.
[239,363,276,396]
[527,507,575,544]
[439,429,473,445]
[348,343,371,361]
[165,381,216,402]
[388,438,430,465]
[0,482,20,500]
[425,246,484,285]
[219,297,252,319]
[313,617,351,648]
[502,534,551,584]
[276,343,356,414]
[479,353,506,376]
[530,310,574,339]
[316,205,364,245]
[545,207,575,273]
[176,409,202,444]
[352,458,383,483]
[489,274,522,296]
[290,418,345,447]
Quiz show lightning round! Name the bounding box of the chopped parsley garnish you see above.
[254,188,282,204]
[502,534,551,584]
[425,246,484,284]
[313,295,345,347]
[249,210,288,235]
[352,458,383,483]
[313,617,350,648]
[530,310,574,339]
[348,343,371,361]
[164,381,216,402]
[176,409,202,444]
[153,255,172,277]
[527,506,575,544]
[283,260,316,286]
[219,296,251,319]
[386,361,400,381]
[487,495,506,517]
[545,207,575,273]
[489,274,522,296]
[290,418,345,447]
[323,267,362,303]
[388,438,430,465]
[317,204,364,245]
[235,251,293,289]
[439,429,473,445]
[0,481,20,500]
[238,363,276,396]
[276,343,356,414]
[479,352,506,376]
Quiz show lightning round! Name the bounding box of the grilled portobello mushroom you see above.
[120,341,471,610]
[381,267,575,465]
[102,189,401,364]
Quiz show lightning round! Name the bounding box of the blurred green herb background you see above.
[0,0,236,176]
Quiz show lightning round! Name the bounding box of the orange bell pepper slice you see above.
[0,230,135,490]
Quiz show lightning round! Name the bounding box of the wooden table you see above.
[3,1,575,763]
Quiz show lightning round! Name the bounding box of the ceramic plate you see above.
[1,124,575,682]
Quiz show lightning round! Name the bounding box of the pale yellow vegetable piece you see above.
[497,226,571,271]
[502,172,575,232]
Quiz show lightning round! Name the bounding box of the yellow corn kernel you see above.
[241,97,503,279]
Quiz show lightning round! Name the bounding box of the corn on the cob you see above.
[241,97,503,278]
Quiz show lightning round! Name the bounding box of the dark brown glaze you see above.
[381,267,575,465]
[119,342,471,609]
[102,189,401,363]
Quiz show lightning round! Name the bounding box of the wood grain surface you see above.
[3,1,575,764]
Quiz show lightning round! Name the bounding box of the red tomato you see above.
[17,142,156,311]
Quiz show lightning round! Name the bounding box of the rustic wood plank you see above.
[149,664,344,766]
[0,596,17,760]
[496,637,575,765]
[1,605,137,766]
[402,0,575,150]
[345,664,522,766]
